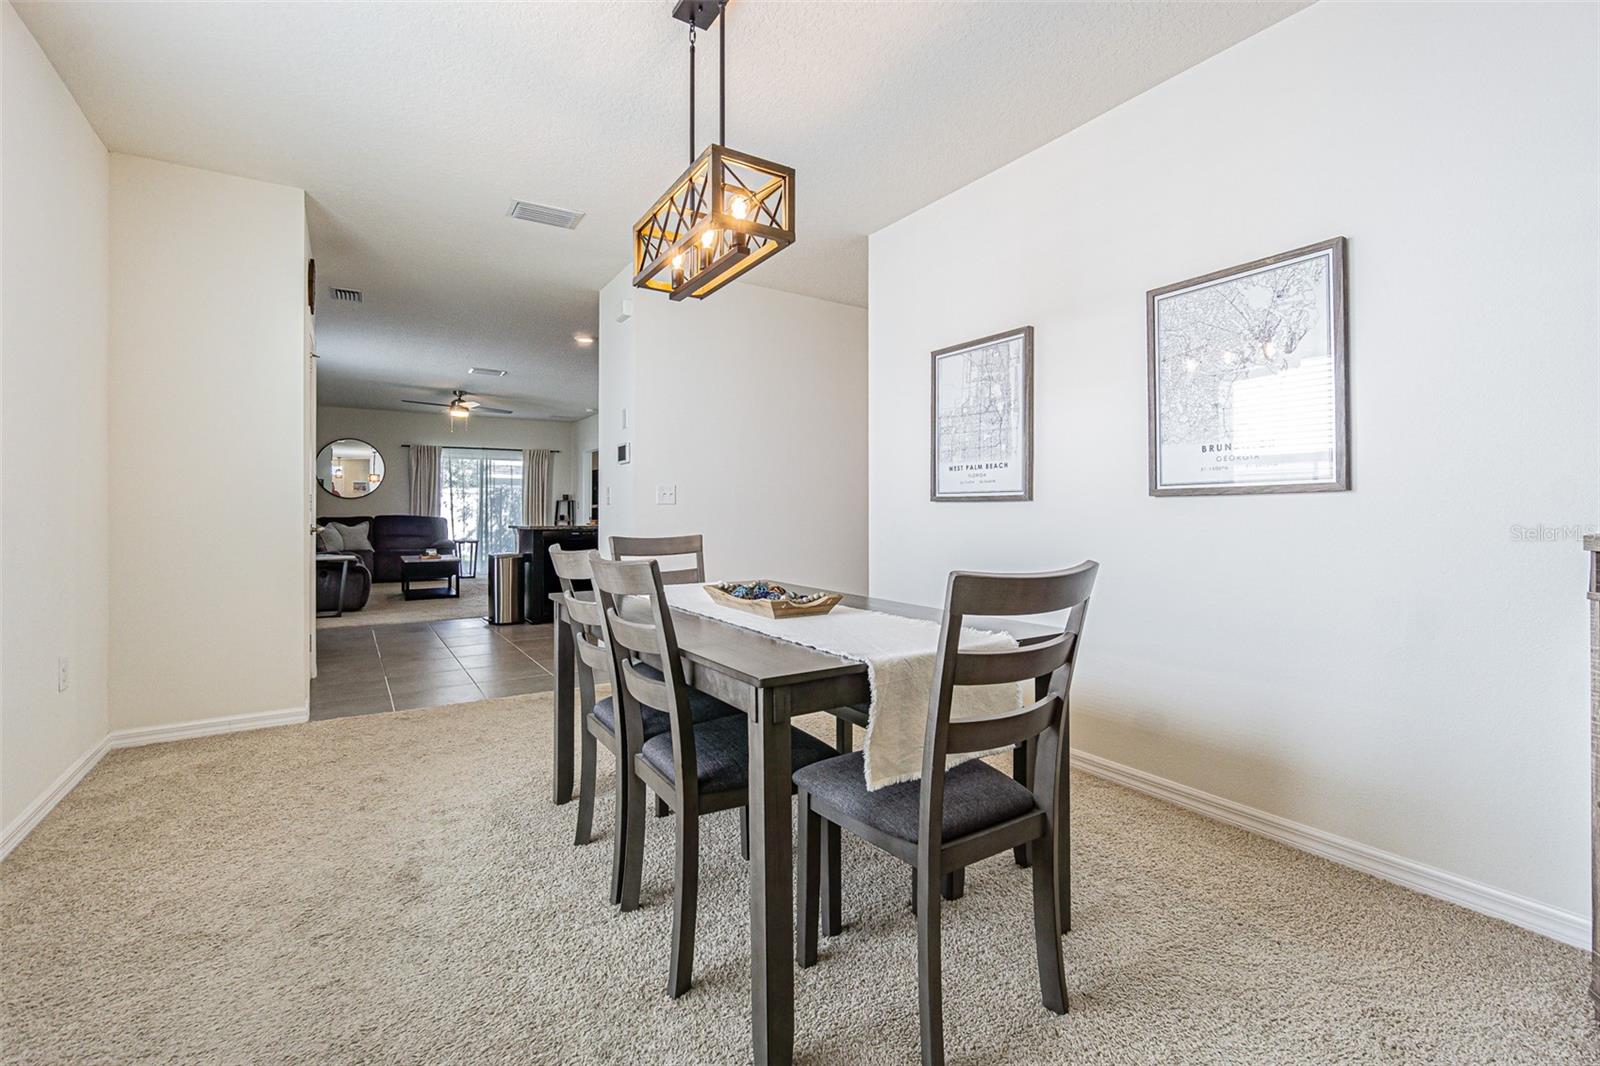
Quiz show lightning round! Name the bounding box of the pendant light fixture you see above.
[632,0,795,301]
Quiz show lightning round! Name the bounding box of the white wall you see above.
[869,1,1598,924]
[573,412,599,523]
[314,405,579,522]
[0,1,111,834]
[109,155,309,732]
[598,270,868,591]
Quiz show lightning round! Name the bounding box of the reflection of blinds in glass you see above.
[1227,355,1334,456]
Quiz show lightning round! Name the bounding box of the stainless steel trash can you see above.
[486,552,525,625]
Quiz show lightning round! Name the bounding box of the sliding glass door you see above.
[439,448,524,556]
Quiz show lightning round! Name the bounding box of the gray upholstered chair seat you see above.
[588,662,740,740]
[793,752,1038,844]
[639,716,837,795]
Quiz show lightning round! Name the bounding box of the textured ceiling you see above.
[16,0,1309,420]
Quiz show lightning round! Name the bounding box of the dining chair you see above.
[590,554,840,998]
[793,562,1098,1066]
[547,547,615,854]
[609,533,705,585]
[550,545,742,905]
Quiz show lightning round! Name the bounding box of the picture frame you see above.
[1147,237,1348,496]
[930,326,1034,502]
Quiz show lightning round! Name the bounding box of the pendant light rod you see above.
[718,0,726,146]
[688,22,696,163]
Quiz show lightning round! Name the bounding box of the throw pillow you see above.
[320,524,344,552]
[328,520,373,553]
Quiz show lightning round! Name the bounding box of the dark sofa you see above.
[317,514,456,583]
[316,556,372,613]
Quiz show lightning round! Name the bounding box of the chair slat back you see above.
[549,544,610,702]
[610,534,706,586]
[604,610,666,659]
[919,561,1099,853]
[950,632,1074,688]
[619,659,673,714]
[589,555,700,802]
[945,693,1058,755]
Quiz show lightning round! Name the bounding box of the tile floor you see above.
[311,617,556,720]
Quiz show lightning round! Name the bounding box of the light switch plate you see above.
[655,484,677,505]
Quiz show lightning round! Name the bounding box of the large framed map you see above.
[1147,237,1348,496]
[930,326,1033,502]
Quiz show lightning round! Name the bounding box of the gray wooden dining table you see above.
[547,587,1057,1066]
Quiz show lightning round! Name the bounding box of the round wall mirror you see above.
[317,438,385,498]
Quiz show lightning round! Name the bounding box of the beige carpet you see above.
[317,575,488,629]
[2,695,1595,1065]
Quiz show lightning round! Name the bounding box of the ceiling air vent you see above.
[468,367,508,377]
[329,287,363,304]
[507,200,586,230]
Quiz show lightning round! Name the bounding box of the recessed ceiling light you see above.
[573,332,595,346]
[468,366,508,376]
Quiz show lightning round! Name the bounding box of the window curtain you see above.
[408,444,442,517]
[522,449,553,526]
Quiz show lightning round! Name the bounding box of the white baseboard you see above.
[0,703,309,862]
[106,703,308,750]
[0,735,111,861]
[1070,747,1591,951]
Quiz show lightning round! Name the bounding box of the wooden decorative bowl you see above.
[704,581,841,619]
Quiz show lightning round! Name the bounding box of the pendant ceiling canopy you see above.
[632,0,795,301]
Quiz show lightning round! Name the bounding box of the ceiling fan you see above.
[402,390,513,421]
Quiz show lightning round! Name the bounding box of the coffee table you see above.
[400,554,460,600]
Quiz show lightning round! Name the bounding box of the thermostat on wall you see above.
[617,443,631,465]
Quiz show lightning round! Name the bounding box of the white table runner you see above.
[663,584,1027,789]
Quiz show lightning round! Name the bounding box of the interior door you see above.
[305,335,318,679]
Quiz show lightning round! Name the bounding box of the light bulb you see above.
[672,253,684,270]
[701,229,716,249]
[731,195,749,220]
[449,406,469,419]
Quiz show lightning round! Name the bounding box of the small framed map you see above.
[1147,237,1348,496]
[930,326,1033,502]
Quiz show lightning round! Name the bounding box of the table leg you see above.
[749,688,794,1066]
[551,605,575,805]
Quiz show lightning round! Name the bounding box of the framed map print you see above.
[1147,237,1348,496]
[930,326,1033,502]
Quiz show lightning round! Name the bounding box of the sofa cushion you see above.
[327,520,373,552]
[320,524,344,552]
[370,514,451,552]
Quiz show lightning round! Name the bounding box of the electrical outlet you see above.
[57,656,69,693]
[656,484,677,505]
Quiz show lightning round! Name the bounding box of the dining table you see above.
[547,585,1058,1066]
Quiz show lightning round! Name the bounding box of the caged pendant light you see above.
[632,0,795,301]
